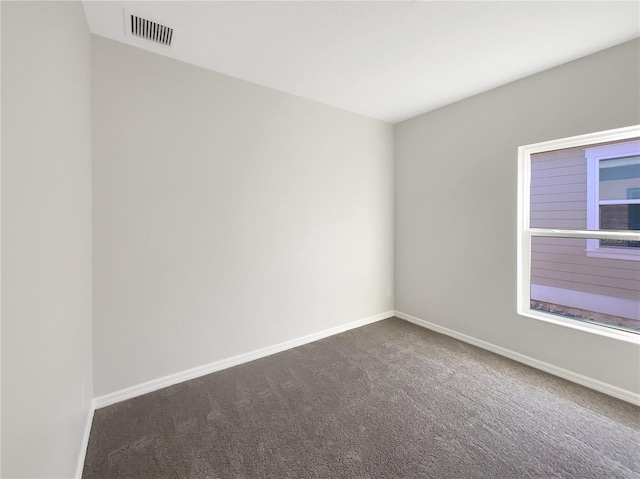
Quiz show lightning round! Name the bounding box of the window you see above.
[518,126,640,341]
[585,141,640,260]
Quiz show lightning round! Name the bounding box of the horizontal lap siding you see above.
[530,148,588,230]
[531,183,586,195]
[530,148,640,302]
[534,259,640,281]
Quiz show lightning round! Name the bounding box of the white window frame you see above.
[585,140,640,261]
[517,125,640,343]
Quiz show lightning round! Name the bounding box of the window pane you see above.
[599,204,640,248]
[530,236,640,333]
[599,155,640,201]
[530,148,587,229]
[600,204,640,231]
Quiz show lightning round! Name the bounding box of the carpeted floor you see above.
[83,318,640,478]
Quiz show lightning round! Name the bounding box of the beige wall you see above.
[395,38,640,394]
[1,2,93,477]
[91,36,394,397]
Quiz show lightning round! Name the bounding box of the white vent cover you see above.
[129,14,173,47]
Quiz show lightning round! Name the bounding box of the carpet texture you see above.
[83,318,640,478]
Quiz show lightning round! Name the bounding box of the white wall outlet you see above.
[387,287,392,297]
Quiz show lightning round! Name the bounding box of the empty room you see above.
[2,1,640,478]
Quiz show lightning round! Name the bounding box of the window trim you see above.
[585,140,640,261]
[517,125,640,344]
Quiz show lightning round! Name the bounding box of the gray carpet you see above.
[83,318,640,478]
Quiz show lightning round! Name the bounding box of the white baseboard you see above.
[75,403,95,479]
[395,310,640,406]
[94,311,394,409]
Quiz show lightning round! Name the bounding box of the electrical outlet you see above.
[387,287,392,297]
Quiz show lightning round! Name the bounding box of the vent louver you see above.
[130,14,173,46]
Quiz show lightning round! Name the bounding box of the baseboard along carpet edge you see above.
[93,310,395,410]
[394,310,640,406]
[75,402,96,479]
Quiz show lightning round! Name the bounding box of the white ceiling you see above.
[83,1,640,123]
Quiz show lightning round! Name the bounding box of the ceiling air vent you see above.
[130,14,173,47]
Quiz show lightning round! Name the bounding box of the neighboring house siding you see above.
[530,148,640,307]
[531,237,640,301]
[530,147,587,229]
